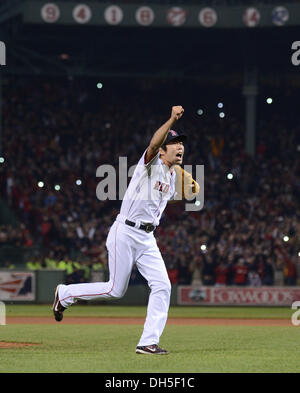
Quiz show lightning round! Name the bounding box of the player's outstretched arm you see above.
[145,106,184,164]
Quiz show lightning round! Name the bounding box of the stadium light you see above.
[38,181,44,188]
[54,184,61,191]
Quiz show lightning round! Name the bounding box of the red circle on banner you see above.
[104,5,123,25]
[166,7,187,26]
[73,4,92,24]
[136,7,155,26]
[41,3,60,23]
[243,7,260,27]
[199,8,217,27]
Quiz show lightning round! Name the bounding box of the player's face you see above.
[161,141,184,166]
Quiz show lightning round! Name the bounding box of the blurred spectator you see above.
[2,260,15,269]
[247,270,262,287]
[177,257,193,285]
[215,261,230,287]
[262,258,275,286]
[66,264,86,285]
[166,260,179,285]
[201,254,216,286]
[232,259,248,286]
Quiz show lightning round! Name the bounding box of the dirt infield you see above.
[0,342,40,348]
[5,317,291,326]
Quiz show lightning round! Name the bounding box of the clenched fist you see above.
[171,106,184,121]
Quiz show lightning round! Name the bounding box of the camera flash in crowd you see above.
[197,109,204,116]
[195,200,201,207]
[218,102,223,108]
[97,82,103,89]
[283,235,289,242]
[227,173,233,180]
[76,179,82,186]
[54,184,61,191]
[38,181,44,188]
[298,252,300,257]
[0,157,4,164]
[266,97,273,104]
[219,112,225,118]
[200,244,207,251]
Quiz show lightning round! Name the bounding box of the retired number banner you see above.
[23,1,299,28]
[178,286,300,306]
[0,271,35,301]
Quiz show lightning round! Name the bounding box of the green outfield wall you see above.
[1,269,299,306]
[0,269,178,305]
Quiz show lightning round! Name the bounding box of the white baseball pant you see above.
[58,220,171,347]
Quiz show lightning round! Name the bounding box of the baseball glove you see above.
[173,165,200,201]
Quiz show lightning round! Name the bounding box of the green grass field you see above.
[1,304,300,373]
[4,303,294,318]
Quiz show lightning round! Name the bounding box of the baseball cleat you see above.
[52,285,66,322]
[136,344,169,355]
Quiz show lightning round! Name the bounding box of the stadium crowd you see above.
[0,76,299,287]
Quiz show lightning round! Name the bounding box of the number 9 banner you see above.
[41,3,60,23]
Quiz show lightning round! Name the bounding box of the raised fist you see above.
[171,106,184,121]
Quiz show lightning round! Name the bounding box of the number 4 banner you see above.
[72,4,92,24]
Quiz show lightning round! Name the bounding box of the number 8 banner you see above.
[136,7,155,26]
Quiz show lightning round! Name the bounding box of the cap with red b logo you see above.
[164,130,187,145]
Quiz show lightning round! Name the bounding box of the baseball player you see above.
[52,106,200,355]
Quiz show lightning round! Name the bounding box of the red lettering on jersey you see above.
[154,180,161,190]
[153,181,170,193]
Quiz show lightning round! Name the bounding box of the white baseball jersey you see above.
[118,149,176,226]
[58,147,174,348]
